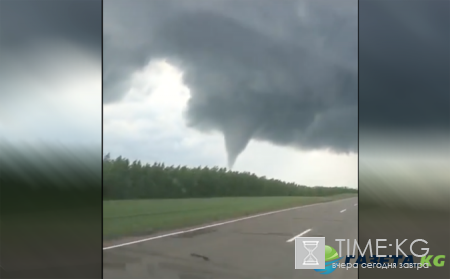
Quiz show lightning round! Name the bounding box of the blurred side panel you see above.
[0,143,102,278]
[0,0,102,278]
[359,0,450,278]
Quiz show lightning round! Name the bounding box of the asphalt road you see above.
[103,197,358,279]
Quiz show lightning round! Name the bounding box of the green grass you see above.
[103,194,356,239]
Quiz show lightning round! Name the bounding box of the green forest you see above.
[103,154,357,200]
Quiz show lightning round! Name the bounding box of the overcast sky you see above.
[0,0,101,145]
[358,0,449,223]
[104,0,358,188]
[359,0,449,134]
[358,0,449,166]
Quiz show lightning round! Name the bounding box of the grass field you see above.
[103,194,356,239]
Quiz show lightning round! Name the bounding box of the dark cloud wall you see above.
[0,0,101,53]
[359,0,450,133]
[104,0,358,167]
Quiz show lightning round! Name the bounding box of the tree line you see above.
[103,154,357,200]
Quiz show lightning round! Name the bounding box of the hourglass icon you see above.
[303,240,319,265]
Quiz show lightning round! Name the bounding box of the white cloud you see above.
[104,60,358,188]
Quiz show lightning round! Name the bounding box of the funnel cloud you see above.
[104,0,358,167]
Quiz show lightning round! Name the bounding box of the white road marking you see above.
[340,209,347,213]
[286,229,312,243]
[103,197,356,250]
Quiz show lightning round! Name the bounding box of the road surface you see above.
[103,197,358,279]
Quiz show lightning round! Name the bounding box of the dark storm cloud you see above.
[359,0,450,133]
[104,0,357,167]
[0,0,101,53]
